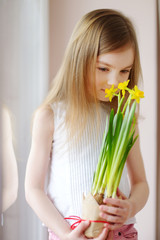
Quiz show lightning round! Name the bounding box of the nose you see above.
[107,75,119,87]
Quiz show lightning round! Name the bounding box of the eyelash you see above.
[97,67,109,72]
[98,67,131,74]
[121,69,130,74]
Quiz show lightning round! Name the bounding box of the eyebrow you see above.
[97,61,133,69]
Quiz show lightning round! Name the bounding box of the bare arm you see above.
[99,125,149,230]
[125,125,149,218]
[25,106,108,240]
[25,107,72,239]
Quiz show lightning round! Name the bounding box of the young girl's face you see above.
[89,44,135,102]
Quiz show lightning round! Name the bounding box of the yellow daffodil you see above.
[129,85,144,103]
[105,85,118,102]
[118,80,130,97]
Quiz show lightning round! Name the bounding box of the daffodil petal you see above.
[105,85,118,102]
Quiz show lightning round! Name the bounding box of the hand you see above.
[99,189,133,231]
[65,221,109,240]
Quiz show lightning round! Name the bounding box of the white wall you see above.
[50,0,157,239]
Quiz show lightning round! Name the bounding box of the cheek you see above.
[119,74,130,83]
[95,72,104,87]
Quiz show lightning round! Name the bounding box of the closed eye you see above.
[97,67,109,72]
[121,69,131,74]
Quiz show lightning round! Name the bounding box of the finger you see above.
[117,188,127,200]
[100,204,125,217]
[103,198,125,208]
[99,211,123,224]
[74,220,90,236]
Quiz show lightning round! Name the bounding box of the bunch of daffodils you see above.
[91,80,144,204]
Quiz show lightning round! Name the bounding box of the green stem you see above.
[108,101,137,189]
[122,96,131,114]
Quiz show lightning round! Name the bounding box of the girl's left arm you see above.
[99,125,149,231]
[124,125,149,218]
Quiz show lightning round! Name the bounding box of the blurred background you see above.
[0,0,159,239]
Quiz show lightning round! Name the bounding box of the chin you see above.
[98,97,109,102]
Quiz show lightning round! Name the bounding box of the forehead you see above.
[97,45,135,69]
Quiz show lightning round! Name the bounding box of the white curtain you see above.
[0,0,49,239]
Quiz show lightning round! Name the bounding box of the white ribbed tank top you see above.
[47,102,136,225]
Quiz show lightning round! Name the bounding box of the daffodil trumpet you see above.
[91,80,144,204]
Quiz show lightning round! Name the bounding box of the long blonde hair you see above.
[42,9,142,137]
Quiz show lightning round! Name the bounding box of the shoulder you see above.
[34,105,54,123]
[32,105,54,139]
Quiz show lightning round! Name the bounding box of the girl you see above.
[25,9,149,240]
